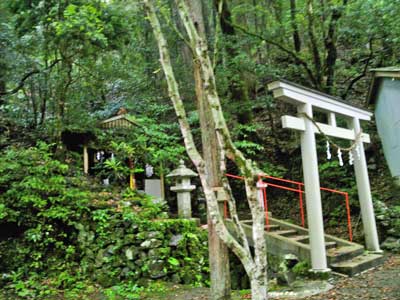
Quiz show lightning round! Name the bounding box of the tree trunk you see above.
[143,1,268,298]
[176,0,268,297]
[306,0,322,88]
[188,1,231,298]
[324,1,348,93]
[290,0,301,52]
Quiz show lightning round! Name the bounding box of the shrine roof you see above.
[367,67,400,104]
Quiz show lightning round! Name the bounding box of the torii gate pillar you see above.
[298,103,329,272]
[350,118,381,252]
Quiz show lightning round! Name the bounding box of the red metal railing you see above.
[225,173,353,242]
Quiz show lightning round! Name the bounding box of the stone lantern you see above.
[167,160,198,219]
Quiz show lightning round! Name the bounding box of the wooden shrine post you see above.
[83,145,89,175]
[268,80,381,271]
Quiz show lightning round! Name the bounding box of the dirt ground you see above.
[303,254,400,300]
[145,254,400,300]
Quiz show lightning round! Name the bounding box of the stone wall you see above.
[76,211,209,287]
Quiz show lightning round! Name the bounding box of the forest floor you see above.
[143,254,400,300]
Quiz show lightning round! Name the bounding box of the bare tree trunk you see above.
[188,1,231,298]
[143,1,268,299]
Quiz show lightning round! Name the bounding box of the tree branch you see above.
[0,58,63,97]
[227,20,318,87]
[341,40,374,99]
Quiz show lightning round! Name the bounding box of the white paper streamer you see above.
[326,141,332,160]
[338,149,343,166]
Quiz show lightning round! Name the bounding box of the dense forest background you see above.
[0,0,400,298]
[1,0,399,201]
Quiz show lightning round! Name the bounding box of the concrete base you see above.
[330,253,385,276]
[308,268,331,274]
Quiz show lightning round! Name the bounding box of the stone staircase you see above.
[228,217,384,276]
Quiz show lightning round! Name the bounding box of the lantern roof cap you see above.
[167,160,198,178]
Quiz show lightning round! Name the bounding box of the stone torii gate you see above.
[268,80,381,273]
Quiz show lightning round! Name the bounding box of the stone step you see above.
[234,217,385,277]
[330,253,385,276]
[327,246,365,264]
[265,225,280,231]
[290,235,336,249]
[271,229,298,237]
[241,220,253,225]
[290,235,309,242]
[325,241,337,249]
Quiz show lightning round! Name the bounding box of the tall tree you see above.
[187,1,231,299]
[143,0,268,299]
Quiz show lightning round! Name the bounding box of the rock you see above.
[140,238,162,249]
[388,228,400,237]
[134,258,145,267]
[277,254,299,286]
[148,247,170,259]
[112,256,125,268]
[121,201,131,207]
[95,249,106,268]
[171,273,181,284]
[169,234,183,247]
[147,231,163,239]
[139,251,147,259]
[180,267,196,284]
[148,260,167,279]
[121,267,131,277]
[106,244,116,255]
[94,267,119,287]
[126,261,136,270]
[123,234,135,245]
[125,247,138,260]
[137,278,152,287]
[381,237,400,252]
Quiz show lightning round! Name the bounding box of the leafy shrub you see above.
[0,143,209,299]
[0,143,90,278]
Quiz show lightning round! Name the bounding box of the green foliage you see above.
[292,261,311,277]
[0,143,90,275]
[0,143,209,298]
[104,282,143,300]
[53,4,108,47]
[233,124,264,157]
